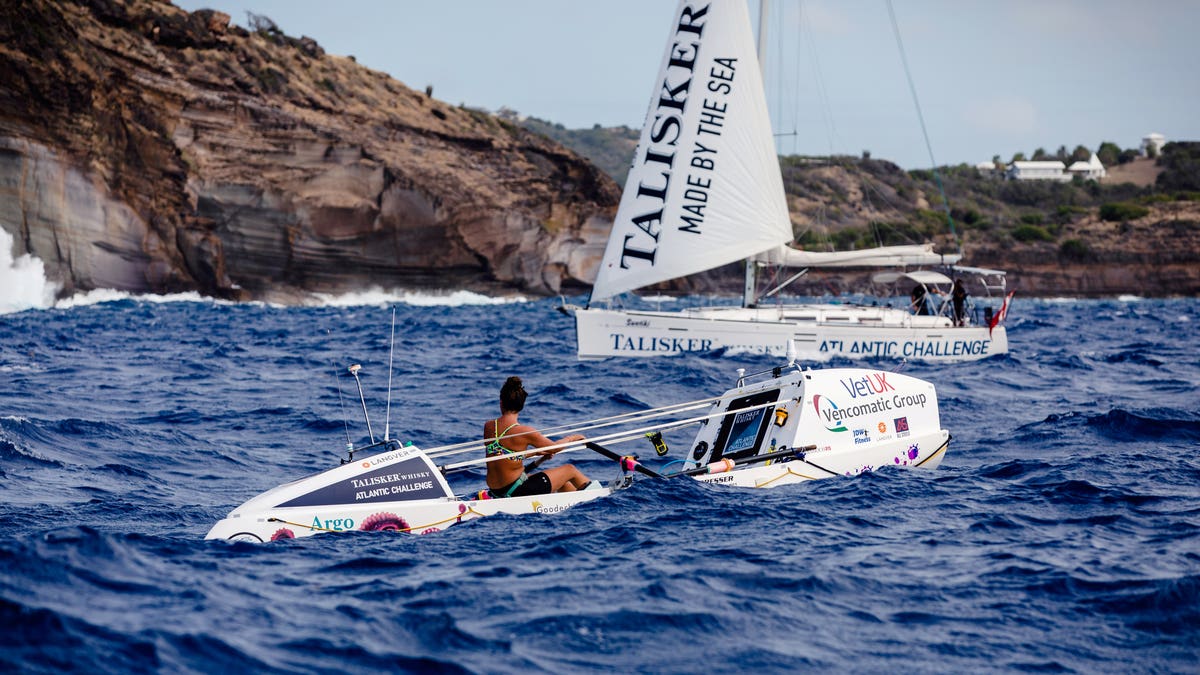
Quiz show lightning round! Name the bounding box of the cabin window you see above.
[711,389,780,461]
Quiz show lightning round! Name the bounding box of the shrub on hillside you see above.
[1053,205,1088,224]
[997,180,1079,209]
[1059,239,1091,262]
[1099,202,1150,222]
[1156,142,1200,192]
[951,207,982,226]
[1012,225,1054,242]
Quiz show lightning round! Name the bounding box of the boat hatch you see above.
[709,389,781,462]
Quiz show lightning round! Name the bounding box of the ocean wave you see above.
[0,436,64,469]
[1088,408,1200,442]
[54,289,216,310]
[0,229,61,315]
[306,287,528,307]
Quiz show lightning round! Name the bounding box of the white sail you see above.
[590,0,792,302]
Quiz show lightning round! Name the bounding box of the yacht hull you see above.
[574,306,1007,362]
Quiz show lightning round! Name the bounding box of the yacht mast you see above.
[743,0,771,308]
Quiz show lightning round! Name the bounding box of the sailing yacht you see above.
[567,0,1011,362]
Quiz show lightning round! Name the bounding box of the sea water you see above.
[1,286,1197,673]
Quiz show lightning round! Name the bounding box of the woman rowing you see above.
[483,376,591,498]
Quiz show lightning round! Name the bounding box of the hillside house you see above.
[1006,160,1070,182]
[1142,133,1166,156]
[1067,153,1107,180]
[975,161,1002,177]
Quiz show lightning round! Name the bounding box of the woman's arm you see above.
[518,426,584,456]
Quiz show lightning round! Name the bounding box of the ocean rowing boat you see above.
[206,344,950,542]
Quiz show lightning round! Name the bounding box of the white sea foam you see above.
[0,229,60,314]
[1117,295,1143,302]
[0,231,526,313]
[306,287,528,307]
[52,289,217,309]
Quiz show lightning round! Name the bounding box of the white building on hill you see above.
[1142,133,1166,156]
[1067,153,1107,180]
[1007,160,1070,181]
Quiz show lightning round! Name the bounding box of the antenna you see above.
[384,307,396,441]
[786,340,797,367]
[333,365,353,459]
[348,364,375,444]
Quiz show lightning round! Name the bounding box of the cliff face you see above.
[0,0,619,300]
[968,203,1200,297]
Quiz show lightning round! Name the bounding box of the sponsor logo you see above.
[840,372,895,398]
[368,450,409,467]
[312,516,355,532]
[815,390,928,429]
[894,416,910,438]
[813,395,847,432]
[853,428,870,445]
[819,340,992,358]
[611,4,710,270]
[610,334,715,353]
[877,421,887,433]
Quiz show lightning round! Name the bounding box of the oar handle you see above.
[585,442,664,478]
[524,454,551,472]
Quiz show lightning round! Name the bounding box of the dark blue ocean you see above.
[1,291,1197,674]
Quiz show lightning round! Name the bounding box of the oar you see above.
[524,453,552,472]
[587,441,820,480]
[585,442,664,478]
[674,445,817,477]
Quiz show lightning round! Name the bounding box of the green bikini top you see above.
[485,421,521,458]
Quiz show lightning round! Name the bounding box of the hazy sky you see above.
[173,0,1198,169]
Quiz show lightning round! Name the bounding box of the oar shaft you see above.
[421,390,755,457]
[676,445,816,476]
[438,397,791,472]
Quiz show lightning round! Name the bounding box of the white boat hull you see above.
[574,306,1007,362]
[205,485,613,542]
[690,431,949,489]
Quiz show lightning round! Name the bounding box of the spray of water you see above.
[0,228,59,314]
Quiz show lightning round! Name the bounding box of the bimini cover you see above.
[871,270,954,286]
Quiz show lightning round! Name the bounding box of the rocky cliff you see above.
[0,0,619,301]
[768,157,1200,298]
